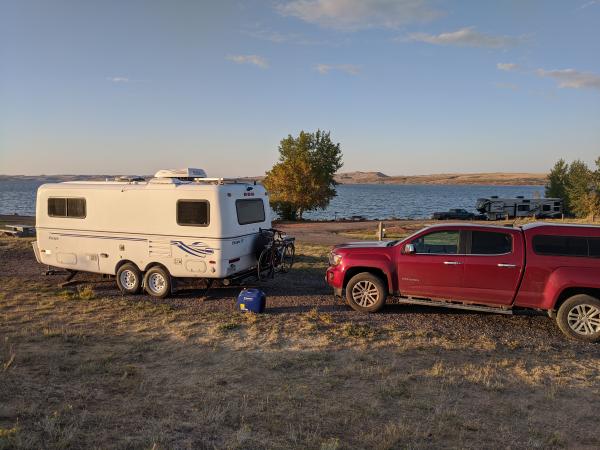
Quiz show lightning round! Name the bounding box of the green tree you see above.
[545,159,571,213]
[263,130,343,220]
[566,159,594,218]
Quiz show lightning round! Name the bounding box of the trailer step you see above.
[396,297,514,315]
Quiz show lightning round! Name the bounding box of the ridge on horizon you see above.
[0,171,548,186]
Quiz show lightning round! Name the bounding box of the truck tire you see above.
[144,266,172,298]
[345,272,387,313]
[116,263,142,295]
[556,294,600,342]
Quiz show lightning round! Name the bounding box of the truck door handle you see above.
[497,263,516,268]
[443,261,463,265]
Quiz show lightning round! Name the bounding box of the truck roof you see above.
[520,222,600,231]
[423,222,600,232]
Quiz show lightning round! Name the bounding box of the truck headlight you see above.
[329,252,342,266]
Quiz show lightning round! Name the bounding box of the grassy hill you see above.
[334,171,547,185]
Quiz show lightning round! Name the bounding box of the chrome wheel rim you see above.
[119,269,137,290]
[567,304,600,335]
[351,281,379,307]
[148,273,166,294]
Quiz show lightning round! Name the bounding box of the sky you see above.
[1,0,599,177]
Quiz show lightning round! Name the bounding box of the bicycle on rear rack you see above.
[257,228,295,281]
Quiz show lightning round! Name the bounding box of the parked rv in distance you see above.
[32,168,277,298]
[476,196,562,220]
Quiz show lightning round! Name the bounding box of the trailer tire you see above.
[345,272,387,313]
[144,266,172,298]
[556,294,600,342]
[116,263,142,295]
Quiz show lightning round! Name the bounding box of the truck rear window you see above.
[470,231,512,254]
[236,199,265,225]
[532,235,596,257]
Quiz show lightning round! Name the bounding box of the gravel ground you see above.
[2,236,594,352]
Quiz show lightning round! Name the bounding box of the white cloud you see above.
[315,64,360,75]
[106,77,130,83]
[536,69,600,90]
[408,27,522,48]
[278,0,441,31]
[242,27,337,46]
[578,0,600,9]
[497,62,519,71]
[226,54,269,69]
[493,82,518,91]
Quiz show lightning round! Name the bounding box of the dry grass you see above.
[1,237,600,448]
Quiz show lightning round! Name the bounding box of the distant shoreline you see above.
[0,171,547,186]
[334,171,547,186]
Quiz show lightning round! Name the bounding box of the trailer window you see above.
[470,231,512,254]
[48,197,86,218]
[177,200,209,226]
[533,235,588,257]
[236,199,265,225]
[412,231,459,254]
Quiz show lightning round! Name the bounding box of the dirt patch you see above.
[1,236,600,449]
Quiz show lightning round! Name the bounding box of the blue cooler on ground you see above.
[236,289,266,313]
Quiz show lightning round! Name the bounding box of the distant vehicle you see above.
[326,222,600,342]
[32,168,287,298]
[476,196,562,220]
[432,208,476,220]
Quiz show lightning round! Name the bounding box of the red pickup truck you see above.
[326,223,600,342]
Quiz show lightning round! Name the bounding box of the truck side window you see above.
[412,231,459,254]
[470,231,512,254]
[177,200,209,226]
[533,235,588,257]
[589,239,600,257]
[236,199,265,225]
[48,197,86,218]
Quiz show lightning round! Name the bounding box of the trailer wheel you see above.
[116,263,142,295]
[556,294,600,342]
[345,272,387,313]
[144,266,171,298]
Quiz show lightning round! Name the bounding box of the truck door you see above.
[397,229,465,299]
[460,229,524,305]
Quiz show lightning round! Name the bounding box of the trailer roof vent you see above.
[154,168,207,179]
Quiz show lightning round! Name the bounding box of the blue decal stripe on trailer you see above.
[171,241,215,257]
[51,233,146,241]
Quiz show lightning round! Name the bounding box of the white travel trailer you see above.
[32,169,272,297]
[476,196,563,220]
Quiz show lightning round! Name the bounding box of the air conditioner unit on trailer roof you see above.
[154,168,207,179]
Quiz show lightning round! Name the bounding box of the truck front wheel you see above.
[345,273,387,313]
[556,294,600,342]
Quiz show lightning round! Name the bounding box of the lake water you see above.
[0,179,545,220]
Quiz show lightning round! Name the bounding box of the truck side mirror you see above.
[404,243,416,254]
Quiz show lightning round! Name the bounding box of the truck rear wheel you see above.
[116,263,142,295]
[144,266,172,298]
[345,273,387,313]
[556,294,600,342]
